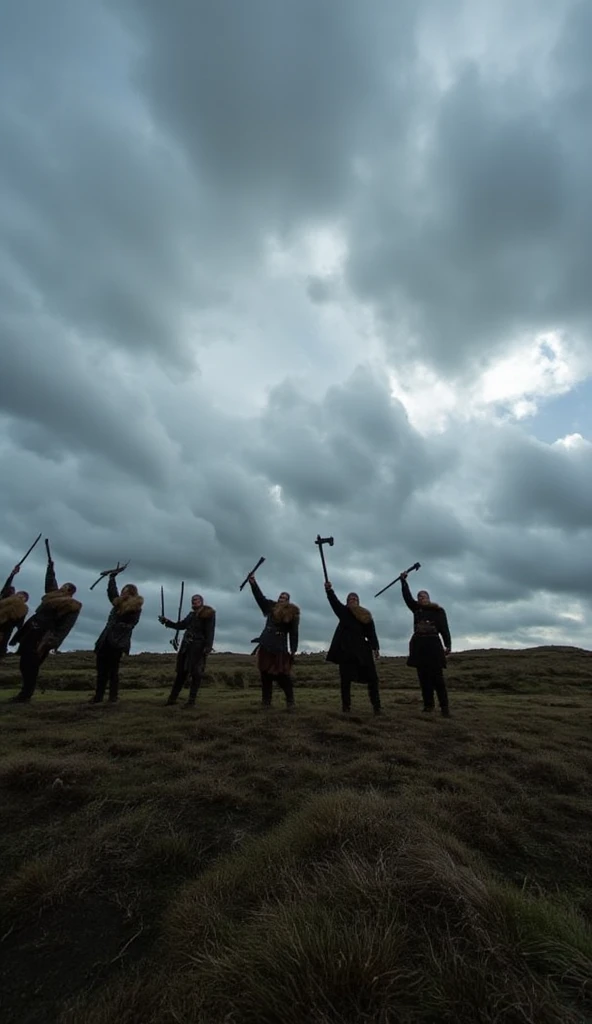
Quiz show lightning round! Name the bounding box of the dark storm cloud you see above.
[116,0,421,232]
[484,434,592,531]
[346,2,592,375]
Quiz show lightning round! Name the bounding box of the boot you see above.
[441,707,451,717]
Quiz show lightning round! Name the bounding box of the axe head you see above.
[315,535,334,546]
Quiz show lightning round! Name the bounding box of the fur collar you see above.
[195,605,214,619]
[0,594,29,625]
[38,592,82,616]
[419,602,441,611]
[349,604,372,624]
[113,594,144,616]
[271,602,299,624]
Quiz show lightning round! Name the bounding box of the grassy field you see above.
[0,647,591,1024]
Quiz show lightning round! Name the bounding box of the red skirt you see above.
[257,647,293,676]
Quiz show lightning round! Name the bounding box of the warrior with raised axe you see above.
[9,542,81,703]
[159,594,216,708]
[91,570,144,704]
[324,580,381,715]
[399,570,451,717]
[0,565,29,661]
[248,573,299,710]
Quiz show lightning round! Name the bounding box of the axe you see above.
[89,561,130,591]
[44,538,53,564]
[160,585,165,619]
[15,532,42,569]
[239,556,266,591]
[374,562,421,599]
[171,581,185,651]
[315,534,334,584]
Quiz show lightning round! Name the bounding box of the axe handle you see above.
[44,538,53,563]
[239,556,265,591]
[17,532,42,568]
[160,585,165,618]
[374,562,421,599]
[316,542,330,584]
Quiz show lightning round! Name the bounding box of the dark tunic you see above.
[250,580,299,676]
[12,565,81,653]
[325,589,379,683]
[95,576,143,655]
[0,571,27,657]
[401,579,451,669]
[163,606,216,675]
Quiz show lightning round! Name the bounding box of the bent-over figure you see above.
[248,574,299,709]
[9,556,81,702]
[91,574,144,703]
[400,571,451,716]
[0,565,29,661]
[325,581,381,714]
[159,594,216,707]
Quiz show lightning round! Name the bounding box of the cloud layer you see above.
[1,0,591,658]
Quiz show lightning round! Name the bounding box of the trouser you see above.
[339,665,380,712]
[17,631,49,700]
[95,646,123,702]
[260,672,294,707]
[168,645,206,704]
[417,666,448,710]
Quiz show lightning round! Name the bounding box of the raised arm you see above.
[249,577,272,615]
[325,583,346,620]
[401,578,419,612]
[107,574,119,603]
[1,565,19,598]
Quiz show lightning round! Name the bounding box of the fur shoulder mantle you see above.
[39,592,82,616]
[271,602,300,624]
[197,605,215,619]
[0,594,29,625]
[349,605,373,625]
[113,594,144,616]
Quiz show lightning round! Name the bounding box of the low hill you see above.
[0,646,591,1023]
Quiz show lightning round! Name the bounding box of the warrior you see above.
[399,570,451,716]
[324,581,381,714]
[248,573,299,709]
[159,594,216,707]
[91,573,144,704]
[9,554,81,702]
[0,565,29,660]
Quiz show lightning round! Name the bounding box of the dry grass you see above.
[0,646,591,1023]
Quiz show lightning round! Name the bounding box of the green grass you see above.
[0,647,591,1023]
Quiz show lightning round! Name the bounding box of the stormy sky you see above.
[1,0,591,656]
